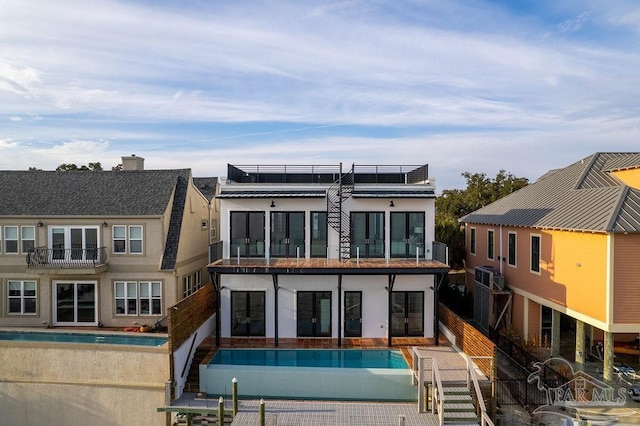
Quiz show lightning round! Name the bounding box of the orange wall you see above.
[511,293,525,337]
[613,234,640,324]
[611,169,640,189]
[527,299,540,341]
[465,224,608,323]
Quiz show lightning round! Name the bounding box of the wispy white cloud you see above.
[0,0,639,189]
[558,11,591,32]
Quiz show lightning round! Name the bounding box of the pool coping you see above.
[0,327,169,352]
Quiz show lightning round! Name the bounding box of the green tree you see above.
[435,170,528,268]
[55,162,103,171]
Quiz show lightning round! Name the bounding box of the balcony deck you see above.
[26,247,108,275]
[208,257,449,275]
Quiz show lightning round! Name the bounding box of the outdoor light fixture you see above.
[270,200,276,208]
[37,221,44,227]
[389,200,395,207]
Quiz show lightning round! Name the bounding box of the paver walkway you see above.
[229,399,441,425]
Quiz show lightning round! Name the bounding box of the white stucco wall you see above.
[0,341,170,426]
[218,274,435,339]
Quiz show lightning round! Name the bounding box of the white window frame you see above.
[115,281,162,316]
[0,227,2,254]
[21,226,35,254]
[139,282,162,315]
[508,231,517,267]
[470,227,476,256]
[183,274,194,298]
[112,225,144,255]
[8,280,37,315]
[530,233,541,275]
[4,226,19,254]
[487,229,495,260]
[129,225,143,254]
[113,225,127,254]
[115,281,138,315]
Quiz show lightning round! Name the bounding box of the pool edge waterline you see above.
[202,348,417,402]
[0,329,169,348]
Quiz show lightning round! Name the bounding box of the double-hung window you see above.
[182,271,202,298]
[8,280,37,314]
[113,225,143,254]
[115,281,162,315]
[487,230,495,260]
[21,226,35,253]
[530,234,541,273]
[4,226,18,254]
[470,228,476,255]
[139,282,162,315]
[508,232,517,266]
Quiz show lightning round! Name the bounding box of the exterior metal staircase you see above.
[327,163,354,261]
[440,381,480,425]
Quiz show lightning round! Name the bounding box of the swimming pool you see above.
[211,348,407,369]
[0,330,168,347]
[202,349,416,401]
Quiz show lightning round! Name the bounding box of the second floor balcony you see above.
[26,246,108,275]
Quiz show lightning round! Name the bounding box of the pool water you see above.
[210,348,407,369]
[0,330,167,347]
[203,349,415,401]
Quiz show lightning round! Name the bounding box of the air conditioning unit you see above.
[493,274,505,290]
[474,266,505,290]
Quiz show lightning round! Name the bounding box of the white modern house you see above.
[207,163,449,347]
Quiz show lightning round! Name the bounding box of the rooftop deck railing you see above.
[26,246,108,268]
[208,241,223,263]
[209,240,449,264]
[227,164,428,184]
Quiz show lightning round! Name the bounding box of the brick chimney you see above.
[122,155,145,171]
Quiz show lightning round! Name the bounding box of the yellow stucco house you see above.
[461,152,640,381]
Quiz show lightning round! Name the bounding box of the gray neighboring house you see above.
[0,156,218,328]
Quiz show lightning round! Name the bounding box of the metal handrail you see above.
[181,332,198,380]
[432,357,446,425]
[467,356,495,426]
[26,246,107,268]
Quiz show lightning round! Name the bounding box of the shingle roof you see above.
[461,152,640,233]
[0,169,191,216]
[193,177,218,201]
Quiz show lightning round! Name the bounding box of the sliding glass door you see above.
[54,281,97,325]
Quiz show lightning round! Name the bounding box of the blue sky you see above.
[1,0,639,190]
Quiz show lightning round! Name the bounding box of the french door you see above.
[391,291,424,337]
[230,212,265,257]
[50,227,99,261]
[270,212,305,257]
[54,281,98,326]
[350,212,384,258]
[297,291,332,337]
[390,212,425,257]
[231,291,266,336]
[344,291,362,337]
